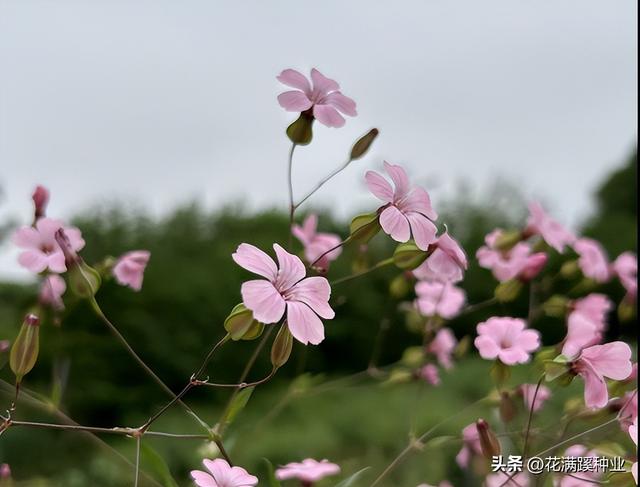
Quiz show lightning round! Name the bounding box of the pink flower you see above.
[413,232,467,282]
[419,364,440,385]
[525,201,575,253]
[275,459,340,484]
[613,252,638,300]
[0,463,10,479]
[365,162,438,251]
[571,342,633,409]
[630,417,638,484]
[112,250,151,291]
[561,294,611,358]
[12,218,85,273]
[190,458,258,487]
[474,317,540,365]
[615,389,637,430]
[32,185,49,220]
[477,230,547,283]
[554,445,600,487]
[573,238,611,283]
[519,383,551,412]
[456,423,482,468]
[426,328,458,369]
[233,243,334,345]
[485,472,529,487]
[292,214,342,270]
[415,281,466,319]
[39,274,66,310]
[276,68,356,128]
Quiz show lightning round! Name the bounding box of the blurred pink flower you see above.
[413,232,467,282]
[572,342,633,409]
[233,243,334,345]
[39,274,66,310]
[630,417,638,484]
[113,250,151,291]
[456,423,482,468]
[13,218,85,273]
[419,364,441,385]
[561,294,612,358]
[474,317,540,365]
[615,389,638,430]
[573,238,611,283]
[190,458,258,487]
[613,251,638,300]
[415,281,466,319]
[477,230,547,282]
[485,472,529,487]
[275,459,340,484]
[519,383,551,412]
[32,185,49,220]
[554,445,600,487]
[426,327,458,369]
[525,201,575,253]
[292,214,342,270]
[277,68,356,128]
[0,463,10,479]
[365,162,438,251]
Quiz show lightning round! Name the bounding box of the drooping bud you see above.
[9,314,40,383]
[286,112,314,145]
[392,241,429,270]
[349,128,379,160]
[476,419,501,458]
[494,279,523,303]
[224,304,264,341]
[32,185,49,221]
[55,229,101,298]
[499,391,516,423]
[270,323,293,369]
[349,212,381,243]
[542,295,570,318]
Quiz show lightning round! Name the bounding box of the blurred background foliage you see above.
[0,150,636,486]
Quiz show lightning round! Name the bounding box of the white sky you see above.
[0,0,637,280]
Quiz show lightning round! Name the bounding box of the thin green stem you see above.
[331,257,394,286]
[134,435,141,487]
[294,157,352,210]
[287,143,297,248]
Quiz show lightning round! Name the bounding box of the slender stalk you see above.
[331,257,394,286]
[522,375,544,458]
[457,297,498,317]
[134,435,141,487]
[310,237,351,268]
[287,143,297,248]
[294,157,352,209]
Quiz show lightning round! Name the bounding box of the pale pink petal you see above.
[580,342,633,380]
[313,104,345,127]
[383,161,411,198]
[578,361,609,409]
[365,171,394,202]
[498,348,529,365]
[46,252,67,273]
[399,187,438,220]
[287,276,335,319]
[240,280,286,324]
[276,69,312,94]
[17,250,49,273]
[273,244,306,291]
[379,206,410,242]
[232,243,278,282]
[12,226,41,247]
[277,91,313,112]
[515,329,541,352]
[406,212,437,250]
[310,68,339,96]
[474,335,501,359]
[324,92,357,116]
[190,470,217,487]
[286,301,325,345]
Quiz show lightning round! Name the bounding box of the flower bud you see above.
[349,212,381,243]
[32,185,49,221]
[389,274,410,298]
[401,346,425,368]
[55,229,101,298]
[560,260,579,279]
[286,112,314,145]
[476,419,501,459]
[499,391,516,423]
[618,299,636,322]
[270,323,293,369]
[224,304,264,341]
[393,241,429,270]
[349,128,379,160]
[493,230,522,251]
[9,314,40,383]
[542,295,570,318]
[494,279,523,303]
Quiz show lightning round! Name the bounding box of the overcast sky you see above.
[0,0,637,280]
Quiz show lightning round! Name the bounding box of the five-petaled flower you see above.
[415,281,465,319]
[292,214,342,270]
[113,250,151,291]
[365,162,438,251]
[573,238,611,283]
[413,232,467,282]
[275,458,340,485]
[190,458,258,487]
[525,201,575,253]
[233,243,334,345]
[477,229,547,282]
[561,294,611,358]
[426,328,458,370]
[613,251,637,300]
[474,317,540,365]
[277,68,357,128]
[518,383,551,412]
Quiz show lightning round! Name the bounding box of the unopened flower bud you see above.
[389,274,411,298]
[55,229,101,298]
[224,304,264,341]
[499,392,516,423]
[10,314,40,383]
[542,295,570,318]
[270,323,293,369]
[349,212,381,243]
[618,299,636,322]
[494,279,523,303]
[393,242,429,270]
[350,128,379,160]
[493,230,522,251]
[286,112,314,145]
[560,260,579,279]
[476,419,501,458]
[32,185,49,221]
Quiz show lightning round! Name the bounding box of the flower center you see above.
[40,243,54,254]
[500,338,513,349]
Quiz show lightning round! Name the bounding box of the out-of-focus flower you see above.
[32,185,49,221]
[614,389,638,430]
[413,232,467,283]
[415,281,466,319]
[39,274,66,310]
[613,252,638,300]
[275,459,340,484]
[365,162,438,250]
[525,201,575,253]
[518,383,551,412]
[474,317,540,365]
[630,417,638,484]
[233,243,334,345]
[554,445,600,487]
[573,238,611,283]
[571,342,633,409]
[277,68,356,128]
[292,214,342,270]
[485,472,529,487]
[419,364,440,385]
[0,463,10,479]
[190,458,258,487]
[477,230,546,282]
[426,328,457,369]
[456,423,482,468]
[13,218,84,273]
[561,294,611,358]
[112,250,151,291]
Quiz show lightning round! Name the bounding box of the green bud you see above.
[349,128,379,160]
[560,260,580,279]
[494,279,523,303]
[389,274,410,298]
[224,304,264,341]
[286,112,313,145]
[618,299,636,322]
[493,230,522,251]
[476,419,501,458]
[68,260,102,299]
[542,295,570,318]
[405,308,426,334]
[544,355,571,383]
[349,212,381,243]
[10,314,40,383]
[393,241,429,270]
[270,324,293,369]
[384,368,413,385]
[401,346,425,368]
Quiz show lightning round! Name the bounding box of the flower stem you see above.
[331,257,394,286]
[294,157,352,210]
[287,143,297,248]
